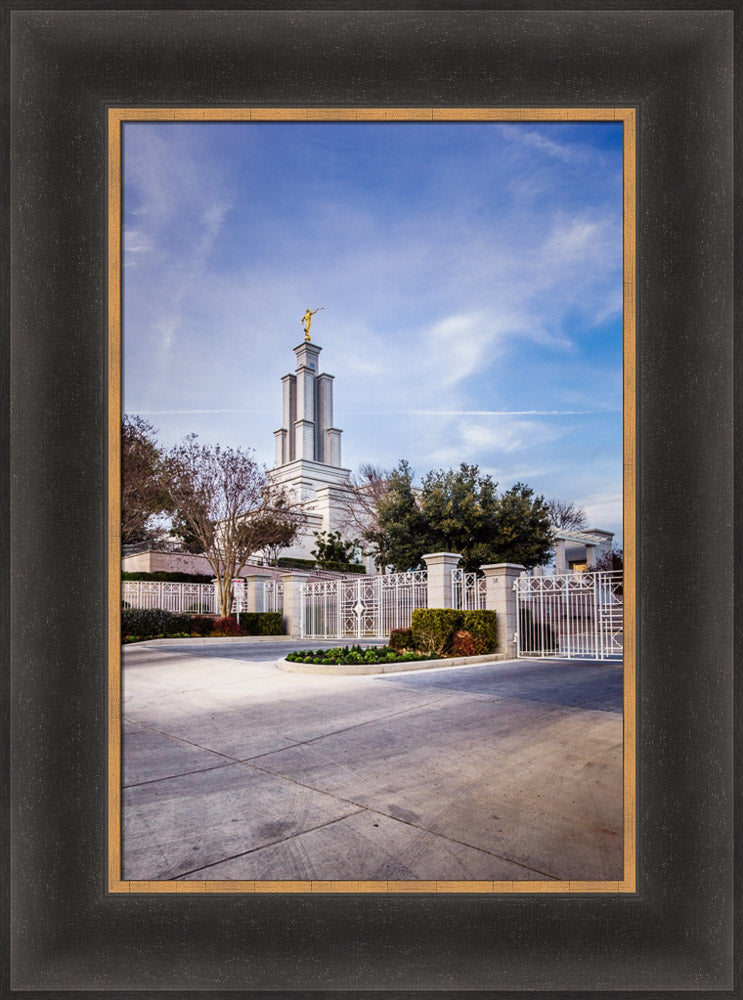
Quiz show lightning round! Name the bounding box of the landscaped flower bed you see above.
[285,645,439,666]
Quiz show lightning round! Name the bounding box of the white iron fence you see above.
[125,578,286,617]
[301,571,428,640]
[122,580,217,614]
[264,580,284,613]
[452,569,486,610]
[235,579,284,615]
[514,570,623,660]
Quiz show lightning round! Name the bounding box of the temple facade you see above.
[267,341,362,562]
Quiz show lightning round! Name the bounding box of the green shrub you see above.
[122,571,214,583]
[450,630,477,657]
[389,628,414,651]
[189,615,216,636]
[238,612,285,636]
[462,610,499,654]
[210,616,244,637]
[274,556,366,574]
[326,561,366,574]
[121,608,192,637]
[410,608,464,656]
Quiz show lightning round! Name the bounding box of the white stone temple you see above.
[267,341,360,561]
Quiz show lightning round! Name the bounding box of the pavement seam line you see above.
[169,808,366,880]
[123,718,248,764]
[122,759,243,790]
[122,696,453,786]
[235,695,455,763]
[240,759,558,880]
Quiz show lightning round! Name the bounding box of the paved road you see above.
[122,641,624,883]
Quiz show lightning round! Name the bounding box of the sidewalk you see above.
[122,642,624,883]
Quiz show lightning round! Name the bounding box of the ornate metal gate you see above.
[514,570,623,660]
[301,571,427,640]
[452,569,486,610]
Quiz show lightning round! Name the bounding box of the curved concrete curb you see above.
[276,651,509,676]
[129,635,292,647]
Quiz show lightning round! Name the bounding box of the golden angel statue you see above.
[301,307,324,341]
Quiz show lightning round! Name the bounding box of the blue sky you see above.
[123,120,624,541]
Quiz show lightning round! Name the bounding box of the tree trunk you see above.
[216,574,233,618]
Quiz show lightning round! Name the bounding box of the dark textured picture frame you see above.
[4,6,736,994]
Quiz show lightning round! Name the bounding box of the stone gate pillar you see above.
[421,552,462,608]
[245,573,272,613]
[480,563,525,659]
[280,572,312,638]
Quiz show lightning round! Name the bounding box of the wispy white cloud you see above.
[581,492,624,531]
[123,120,624,537]
[519,129,596,165]
[397,409,619,417]
[133,408,268,415]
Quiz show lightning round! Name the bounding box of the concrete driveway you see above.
[122,641,624,883]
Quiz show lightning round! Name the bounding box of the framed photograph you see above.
[5,6,735,994]
[110,106,634,896]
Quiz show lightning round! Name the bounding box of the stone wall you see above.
[122,551,286,579]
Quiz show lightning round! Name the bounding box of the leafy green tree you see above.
[489,482,554,568]
[419,464,500,571]
[363,459,428,570]
[311,530,361,569]
[367,461,554,573]
[121,415,172,544]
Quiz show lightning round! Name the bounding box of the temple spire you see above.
[273,337,342,468]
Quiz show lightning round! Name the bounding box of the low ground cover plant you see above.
[121,609,284,643]
[285,645,436,666]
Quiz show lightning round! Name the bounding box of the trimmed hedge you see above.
[321,561,366,574]
[190,615,217,636]
[275,557,366,574]
[121,609,285,640]
[461,609,499,654]
[122,608,193,637]
[238,612,285,636]
[122,571,214,583]
[389,627,414,651]
[410,608,463,656]
[408,608,499,656]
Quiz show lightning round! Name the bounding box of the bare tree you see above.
[594,547,623,572]
[121,415,172,543]
[160,436,303,616]
[334,463,391,538]
[260,514,300,566]
[546,497,588,531]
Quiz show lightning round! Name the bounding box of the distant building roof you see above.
[552,528,614,545]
